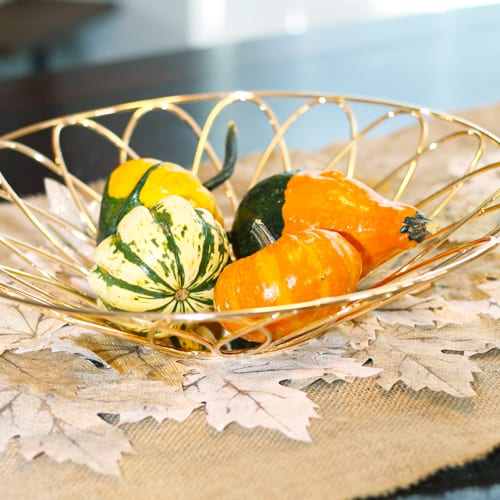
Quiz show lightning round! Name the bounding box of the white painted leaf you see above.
[358,327,483,397]
[182,358,319,442]
[45,178,99,230]
[334,313,380,350]
[477,279,500,304]
[0,304,67,355]
[0,388,54,453]
[0,351,133,475]
[181,343,380,441]
[0,350,114,399]
[66,333,186,384]
[375,294,482,329]
[271,340,382,388]
[0,303,105,366]
[33,326,110,367]
[447,298,500,320]
[19,397,133,476]
[78,379,200,424]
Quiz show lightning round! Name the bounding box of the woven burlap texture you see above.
[0,352,498,500]
[0,103,498,500]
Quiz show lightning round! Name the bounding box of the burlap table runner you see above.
[0,102,498,500]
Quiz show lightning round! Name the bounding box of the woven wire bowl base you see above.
[0,91,498,357]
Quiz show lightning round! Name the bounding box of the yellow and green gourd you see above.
[88,195,230,313]
[97,159,224,244]
[97,122,237,243]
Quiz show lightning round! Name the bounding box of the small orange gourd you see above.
[231,169,432,275]
[214,227,362,343]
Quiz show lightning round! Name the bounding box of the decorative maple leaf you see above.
[18,394,134,476]
[181,345,380,441]
[182,357,320,442]
[477,279,500,304]
[0,348,197,475]
[0,350,133,475]
[44,178,99,230]
[0,308,186,381]
[0,304,67,355]
[374,293,483,329]
[0,350,111,400]
[31,326,112,366]
[69,333,186,384]
[354,326,483,397]
[269,339,382,388]
[334,285,498,396]
[0,303,112,369]
[334,313,379,350]
[334,290,495,348]
[78,379,200,424]
[447,299,499,323]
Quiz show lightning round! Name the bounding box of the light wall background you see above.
[0,0,497,80]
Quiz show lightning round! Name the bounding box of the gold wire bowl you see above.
[0,91,498,357]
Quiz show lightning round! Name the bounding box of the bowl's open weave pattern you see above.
[0,91,498,356]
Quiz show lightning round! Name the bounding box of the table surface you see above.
[0,4,499,498]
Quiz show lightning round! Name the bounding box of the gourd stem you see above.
[400,211,433,243]
[203,122,237,191]
[251,219,276,247]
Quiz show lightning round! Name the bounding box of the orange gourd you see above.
[214,228,362,343]
[231,169,432,276]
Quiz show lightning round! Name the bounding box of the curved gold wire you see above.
[120,102,242,212]
[250,96,359,188]
[0,139,100,202]
[0,91,498,358]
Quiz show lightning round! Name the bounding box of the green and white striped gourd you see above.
[88,195,230,313]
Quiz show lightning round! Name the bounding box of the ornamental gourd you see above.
[231,169,432,276]
[97,123,237,243]
[97,159,224,243]
[88,195,230,313]
[214,227,362,343]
